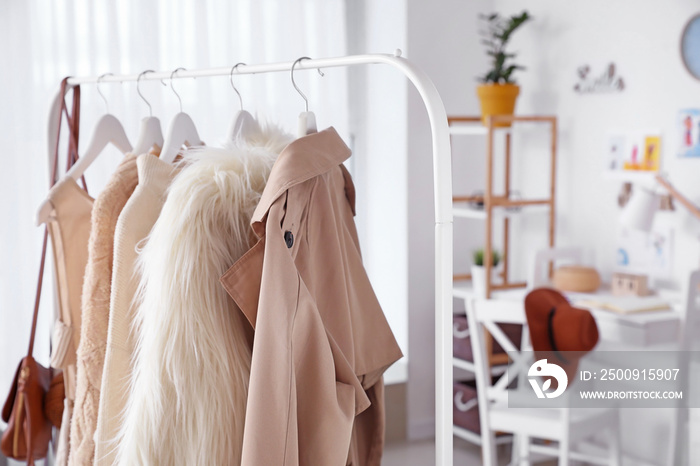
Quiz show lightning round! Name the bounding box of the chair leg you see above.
[609,416,622,466]
[482,431,498,466]
[518,435,530,466]
[510,434,519,466]
[559,432,570,466]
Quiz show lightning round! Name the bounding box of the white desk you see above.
[453,282,684,348]
[568,288,683,348]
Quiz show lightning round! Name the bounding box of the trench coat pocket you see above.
[335,380,356,421]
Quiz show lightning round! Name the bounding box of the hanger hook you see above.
[230,62,246,112]
[170,67,188,113]
[291,57,324,113]
[97,73,112,114]
[137,70,156,117]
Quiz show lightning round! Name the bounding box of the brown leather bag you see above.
[1,356,53,462]
[1,78,82,464]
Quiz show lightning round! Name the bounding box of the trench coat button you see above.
[284,230,294,248]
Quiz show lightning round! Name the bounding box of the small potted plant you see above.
[471,248,502,298]
[477,10,531,127]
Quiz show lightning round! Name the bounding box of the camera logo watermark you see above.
[510,351,699,408]
[528,359,568,399]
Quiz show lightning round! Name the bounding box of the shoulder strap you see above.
[64,81,87,191]
[27,78,82,357]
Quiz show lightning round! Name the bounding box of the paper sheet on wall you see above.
[678,109,700,158]
[615,225,673,278]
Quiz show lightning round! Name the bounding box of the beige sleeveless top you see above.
[47,176,94,466]
[46,176,94,400]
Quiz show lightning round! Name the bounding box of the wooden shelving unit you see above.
[449,115,558,448]
[449,114,558,299]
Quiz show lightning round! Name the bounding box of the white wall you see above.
[404,0,495,439]
[494,0,700,286]
[346,0,409,381]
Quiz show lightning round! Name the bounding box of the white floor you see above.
[383,437,513,466]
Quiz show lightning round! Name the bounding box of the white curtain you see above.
[0,0,349,407]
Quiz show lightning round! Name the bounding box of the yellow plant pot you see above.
[476,83,520,127]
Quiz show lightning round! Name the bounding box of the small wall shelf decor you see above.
[574,63,625,93]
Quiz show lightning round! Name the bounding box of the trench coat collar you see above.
[251,126,351,233]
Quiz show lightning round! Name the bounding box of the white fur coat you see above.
[115,125,293,466]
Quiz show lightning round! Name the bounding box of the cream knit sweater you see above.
[69,153,139,465]
[94,152,176,466]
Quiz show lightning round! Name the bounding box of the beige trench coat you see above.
[220,127,403,466]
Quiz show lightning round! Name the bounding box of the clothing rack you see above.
[47,51,455,465]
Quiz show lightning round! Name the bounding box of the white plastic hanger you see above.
[64,73,132,181]
[36,74,132,225]
[227,62,260,142]
[132,70,165,155]
[291,57,324,138]
[160,68,203,164]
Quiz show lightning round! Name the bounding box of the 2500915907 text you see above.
[579,368,680,382]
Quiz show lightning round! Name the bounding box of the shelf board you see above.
[453,357,475,372]
[453,357,509,378]
[453,204,550,220]
[453,426,482,445]
[453,425,513,446]
[452,281,475,300]
[452,281,528,301]
[449,124,512,136]
[453,207,488,219]
[602,170,658,184]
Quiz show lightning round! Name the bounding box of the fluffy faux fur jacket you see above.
[115,124,293,466]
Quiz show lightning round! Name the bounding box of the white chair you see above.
[671,270,700,466]
[465,298,621,466]
[528,247,583,289]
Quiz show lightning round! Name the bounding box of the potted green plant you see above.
[471,248,502,298]
[477,10,531,127]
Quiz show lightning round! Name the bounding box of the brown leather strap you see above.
[64,81,87,191]
[26,228,49,357]
[27,78,83,357]
[23,390,34,465]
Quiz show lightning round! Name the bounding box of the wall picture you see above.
[679,109,700,157]
[605,134,626,170]
[643,135,661,171]
[622,134,644,170]
[616,225,673,279]
[613,132,661,172]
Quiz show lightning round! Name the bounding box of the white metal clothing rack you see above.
[46,51,455,465]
